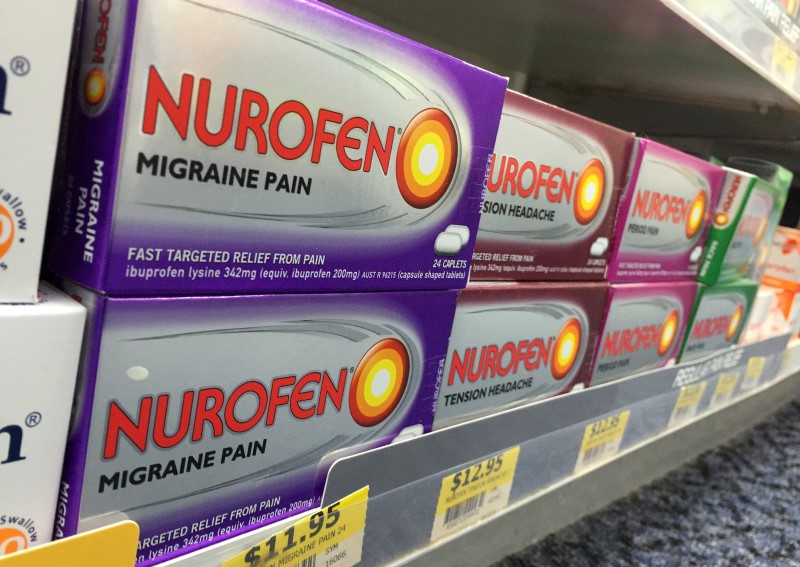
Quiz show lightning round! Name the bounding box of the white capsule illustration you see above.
[590,236,609,257]
[689,245,703,263]
[444,224,470,247]
[391,424,425,444]
[435,231,462,256]
[126,366,149,381]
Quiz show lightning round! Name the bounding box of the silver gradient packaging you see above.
[55,284,457,564]
[46,0,507,295]
[434,282,607,429]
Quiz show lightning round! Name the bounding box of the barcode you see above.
[580,443,610,465]
[444,492,485,526]
[299,555,317,567]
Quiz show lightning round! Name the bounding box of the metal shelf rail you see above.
[157,333,796,567]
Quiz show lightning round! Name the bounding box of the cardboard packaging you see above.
[697,160,791,286]
[54,284,456,564]
[470,90,634,281]
[763,226,800,292]
[47,0,507,296]
[433,282,607,429]
[591,281,697,386]
[679,279,758,362]
[608,139,725,282]
[0,1,77,302]
[0,284,86,555]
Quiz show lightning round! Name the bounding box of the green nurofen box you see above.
[679,279,759,363]
[696,159,791,286]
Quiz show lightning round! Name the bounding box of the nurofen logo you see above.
[601,309,679,359]
[714,175,741,227]
[631,188,708,239]
[593,293,685,385]
[487,155,606,226]
[83,0,111,106]
[447,318,583,385]
[726,304,744,341]
[658,310,680,356]
[691,305,743,342]
[102,338,411,461]
[141,67,458,209]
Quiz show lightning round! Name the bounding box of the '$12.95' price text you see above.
[450,454,504,494]
[243,502,341,566]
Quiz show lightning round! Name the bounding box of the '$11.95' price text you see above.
[450,454,504,494]
[243,502,341,566]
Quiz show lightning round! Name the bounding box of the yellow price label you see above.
[225,487,368,567]
[668,382,707,427]
[0,522,138,567]
[713,371,740,402]
[772,37,798,85]
[575,410,630,472]
[742,356,766,390]
[431,447,519,541]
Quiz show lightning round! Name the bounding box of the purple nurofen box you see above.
[433,282,607,429]
[607,139,725,282]
[46,0,507,295]
[54,283,457,565]
[470,90,634,281]
[590,282,697,386]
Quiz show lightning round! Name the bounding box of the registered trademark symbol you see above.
[350,367,354,373]
[397,128,402,134]
[10,56,30,77]
[25,412,41,427]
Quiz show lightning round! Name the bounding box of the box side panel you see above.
[0,284,86,552]
[0,1,78,302]
[50,282,106,540]
[46,0,139,292]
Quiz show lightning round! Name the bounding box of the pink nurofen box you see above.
[590,281,697,386]
[608,139,725,282]
[433,281,607,429]
[470,90,634,281]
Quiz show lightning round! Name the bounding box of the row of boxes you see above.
[1,4,793,304]
[0,8,786,306]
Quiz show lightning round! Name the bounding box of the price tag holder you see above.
[430,446,520,542]
[224,487,368,567]
[668,382,707,428]
[741,356,766,391]
[711,371,740,407]
[771,36,798,86]
[574,410,631,473]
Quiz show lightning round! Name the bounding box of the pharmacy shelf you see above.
[397,350,800,567]
[323,0,800,180]
[157,334,797,567]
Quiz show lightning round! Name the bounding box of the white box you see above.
[0,283,86,555]
[0,1,77,302]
